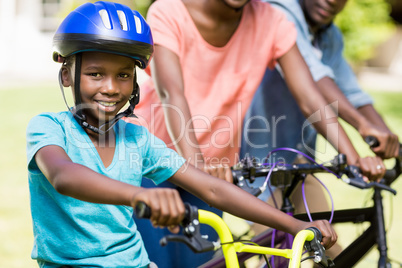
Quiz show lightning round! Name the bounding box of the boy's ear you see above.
[61,67,72,87]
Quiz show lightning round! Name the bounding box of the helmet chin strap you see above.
[58,55,140,135]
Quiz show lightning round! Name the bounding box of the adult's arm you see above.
[278,45,357,162]
[357,104,399,158]
[316,77,399,158]
[151,44,203,165]
[150,44,231,181]
[278,45,385,180]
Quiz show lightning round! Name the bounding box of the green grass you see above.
[314,137,402,268]
[0,81,65,268]
[0,83,401,267]
[313,89,402,268]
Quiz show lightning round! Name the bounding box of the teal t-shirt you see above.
[26,111,186,267]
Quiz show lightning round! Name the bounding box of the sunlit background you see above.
[0,0,401,267]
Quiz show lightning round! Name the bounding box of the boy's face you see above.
[69,52,136,125]
[303,0,348,29]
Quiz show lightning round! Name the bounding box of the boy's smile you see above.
[75,52,136,127]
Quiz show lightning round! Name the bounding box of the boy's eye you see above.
[119,73,130,78]
[88,73,102,78]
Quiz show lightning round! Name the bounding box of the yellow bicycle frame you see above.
[198,210,315,268]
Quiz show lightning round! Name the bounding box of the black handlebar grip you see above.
[365,135,402,158]
[365,136,380,148]
[384,169,397,182]
[134,201,151,219]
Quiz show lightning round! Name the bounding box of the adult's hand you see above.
[360,127,399,159]
[203,164,233,183]
[354,156,386,182]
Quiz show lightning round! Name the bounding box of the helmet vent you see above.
[134,15,142,34]
[117,10,128,31]
[99,9,111,29]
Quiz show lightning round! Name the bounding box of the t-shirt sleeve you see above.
[140,128,186,185]
[269,8,297,69]
[146,1,181,56]
[324,28,373,107]
[292,21,335,82]
[26,113,66,171]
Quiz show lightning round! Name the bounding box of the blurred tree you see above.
[59,0,152,19]
[131,0,153,16]
[334,0,396,65]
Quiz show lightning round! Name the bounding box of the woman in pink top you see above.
[128,0,385,267]
[135,0,297,170]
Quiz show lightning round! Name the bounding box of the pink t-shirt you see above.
[133,0,296,165]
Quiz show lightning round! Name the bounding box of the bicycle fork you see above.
[333,188,391,268]
[373,189,391,268]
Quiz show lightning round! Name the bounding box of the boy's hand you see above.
[298,220,338,249]
[131,188,185,233]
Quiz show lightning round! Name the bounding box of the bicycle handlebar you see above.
[134,202,335,268]
[233,137,402,197]
[135,202,215,253]
[304,227,335,268]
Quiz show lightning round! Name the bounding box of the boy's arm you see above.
[36,145,138,205]
[35,144,186,231]
[277,44,385,180]
[169,164,337,248]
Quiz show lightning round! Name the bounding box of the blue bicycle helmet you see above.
[53,1,153,134]
[53,1,153,68]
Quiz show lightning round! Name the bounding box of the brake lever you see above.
[232,154,349,196]
[232,169,262,197]
[134,202,215,253]
[232,157,263,197]
[160,232,215,253]
[160,204,215,253]
[343,166,397,195]
[304,227,335,268]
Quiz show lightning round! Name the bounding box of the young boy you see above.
[26,2,336,267]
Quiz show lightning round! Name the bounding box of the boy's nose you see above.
[101,77,120,95]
